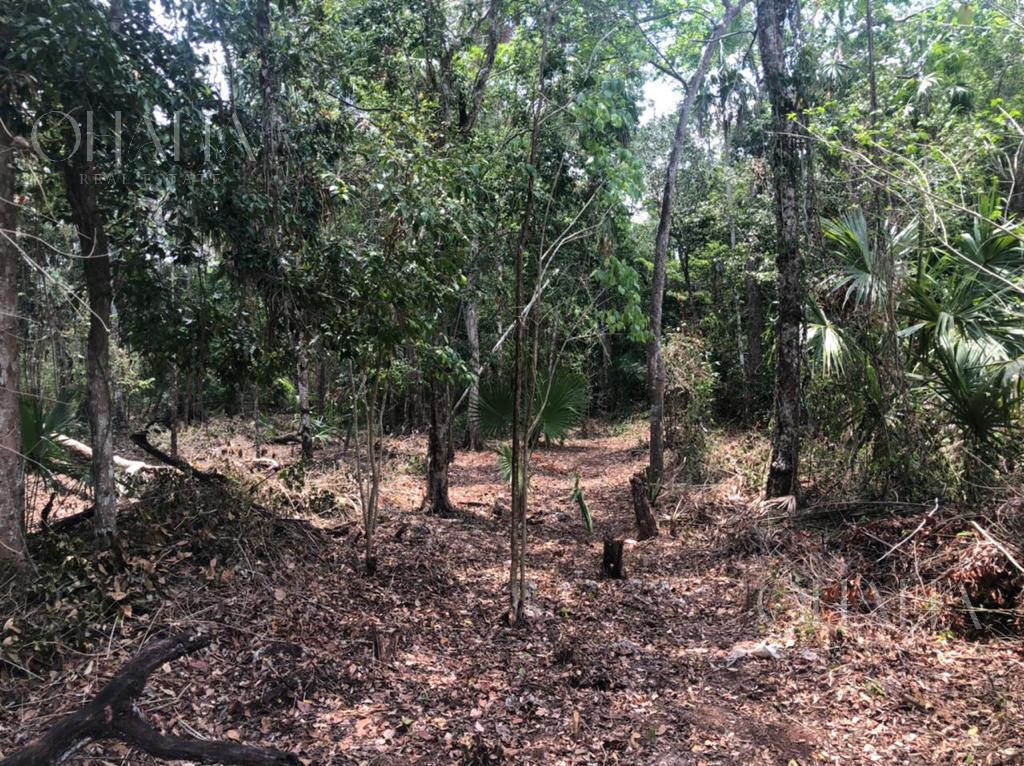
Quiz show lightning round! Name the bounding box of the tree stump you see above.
[630,471,659,541]
[602,536,625,579]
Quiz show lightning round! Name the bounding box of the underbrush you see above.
[666,431,1024,643]
[0,472,328,677]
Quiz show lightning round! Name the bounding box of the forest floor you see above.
[2,419,1023,765]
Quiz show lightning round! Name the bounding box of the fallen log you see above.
[130,430,223,483]
[55,435,166,476]
[250,457,281,471]
[0,632,298,766]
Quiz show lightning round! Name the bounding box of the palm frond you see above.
[805,299,852,376]
[471,369,588,444]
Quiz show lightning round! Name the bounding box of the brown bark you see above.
[0,125,28,567]
[63,158,118,541]
[756,0,804,499]
[647,0,749,486]
[464,271,482,451]
[630,471,659,541]
[0,633,298,766]
[422,382,455,516]
[744,255,763,418]
[297,338,313,461]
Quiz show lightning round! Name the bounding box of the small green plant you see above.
[496,442,514,485]
[569,475,593,534]
[20,396,76,484]
[405,454,426,476]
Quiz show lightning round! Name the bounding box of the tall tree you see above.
[420,0,502,515]
[63,152,118,540]
[646,0,748,486]
[756,0,804,499]
[0,115,28,567]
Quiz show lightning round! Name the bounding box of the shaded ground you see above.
[1,423,1022,764]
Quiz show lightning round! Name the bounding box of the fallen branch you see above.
[267,433,301,445]
[130,430,223,483]
[42,505,95,534]
[971,520,1024,575]
[55,435,166,476]
[0,632,298,766]
[877,498,940,563]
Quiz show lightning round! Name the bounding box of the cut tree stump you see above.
[630,471,659,541]
[602,536,625,579]
[0,632,298,766]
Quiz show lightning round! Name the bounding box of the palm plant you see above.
[822,209,916,311]
[20,396,76,483]
[471,369,588,445]
[901,195,1024,363]
[805,298,853,377]
[924,337,1019,449]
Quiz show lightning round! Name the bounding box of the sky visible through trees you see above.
[1,0,1023,762]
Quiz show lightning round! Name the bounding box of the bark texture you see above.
[422,382,455,516]
[756,0,804,499]
[630,471,660,541]
[63,158,118,540]
[0,126,28,567]
[422,0,502,516]
[464,274,482,451]
[297,339,313,461]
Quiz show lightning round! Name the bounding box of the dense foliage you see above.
[1,0,1021,578]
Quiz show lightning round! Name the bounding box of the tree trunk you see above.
[422,381,455,515]
[464,274,482,451]
[508,11,551,626]
[64,159,118,541]
[647,0,748,487]
[756,0,804,499]
[170,365,179,458]
[744,255,763,419]
[0,127,28,568]
[297,336,312,461]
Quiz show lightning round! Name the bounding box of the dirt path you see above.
[2,427,1021,764]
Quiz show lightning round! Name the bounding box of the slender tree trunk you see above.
[0,127,28,567]
[647,0,748,486]
[297,335,312,461]
[169,365,179,459]
[677,241,693,315]
[743,255,763,418]
[64,159,118,541]
[507,11,552,626]
[757,0,804,499]
[464,270,482,451]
